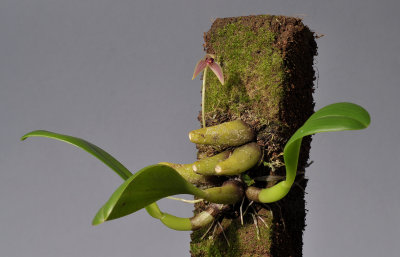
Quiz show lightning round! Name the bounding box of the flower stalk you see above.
[201,67,208,128]
[192,54,224,128]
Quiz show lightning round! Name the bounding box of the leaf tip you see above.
[364,110,371,128]
[92,209,107,226]
[91,218,104,226]
[20,131,34,141]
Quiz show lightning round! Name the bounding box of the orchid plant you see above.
[22,102,370,230]
[192,54,224,128]
[22,55,370,232]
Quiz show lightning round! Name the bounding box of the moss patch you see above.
[190,208,273,257]
[204,16,285,125]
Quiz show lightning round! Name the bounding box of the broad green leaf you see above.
[284,102,370,184]
[258,102,370,203]
[92,164,207,225]
[21,130,133,180]
[22,130,194,230]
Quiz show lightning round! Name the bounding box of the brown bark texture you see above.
[190,15,317,257]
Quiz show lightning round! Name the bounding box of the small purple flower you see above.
[192,54,224,85]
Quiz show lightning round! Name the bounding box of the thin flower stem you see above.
[201,67,208,128]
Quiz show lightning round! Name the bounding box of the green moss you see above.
[204,19,285,124]
[190,210,273,256]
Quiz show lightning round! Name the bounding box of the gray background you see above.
[1,0,399,256]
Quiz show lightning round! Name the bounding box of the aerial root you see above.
[251,213,260,240]
[217,221,230,247]
[200,219,216,240]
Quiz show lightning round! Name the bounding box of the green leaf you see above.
[258,102,370,203]
[284,102,370,184]
[21,130,196,230]
[92,164,207,225]
[21,130,133,180]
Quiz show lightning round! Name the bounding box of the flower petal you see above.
[192,59,207,80]
[208,62,224,85]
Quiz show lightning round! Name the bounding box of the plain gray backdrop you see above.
[1,0,399,256]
